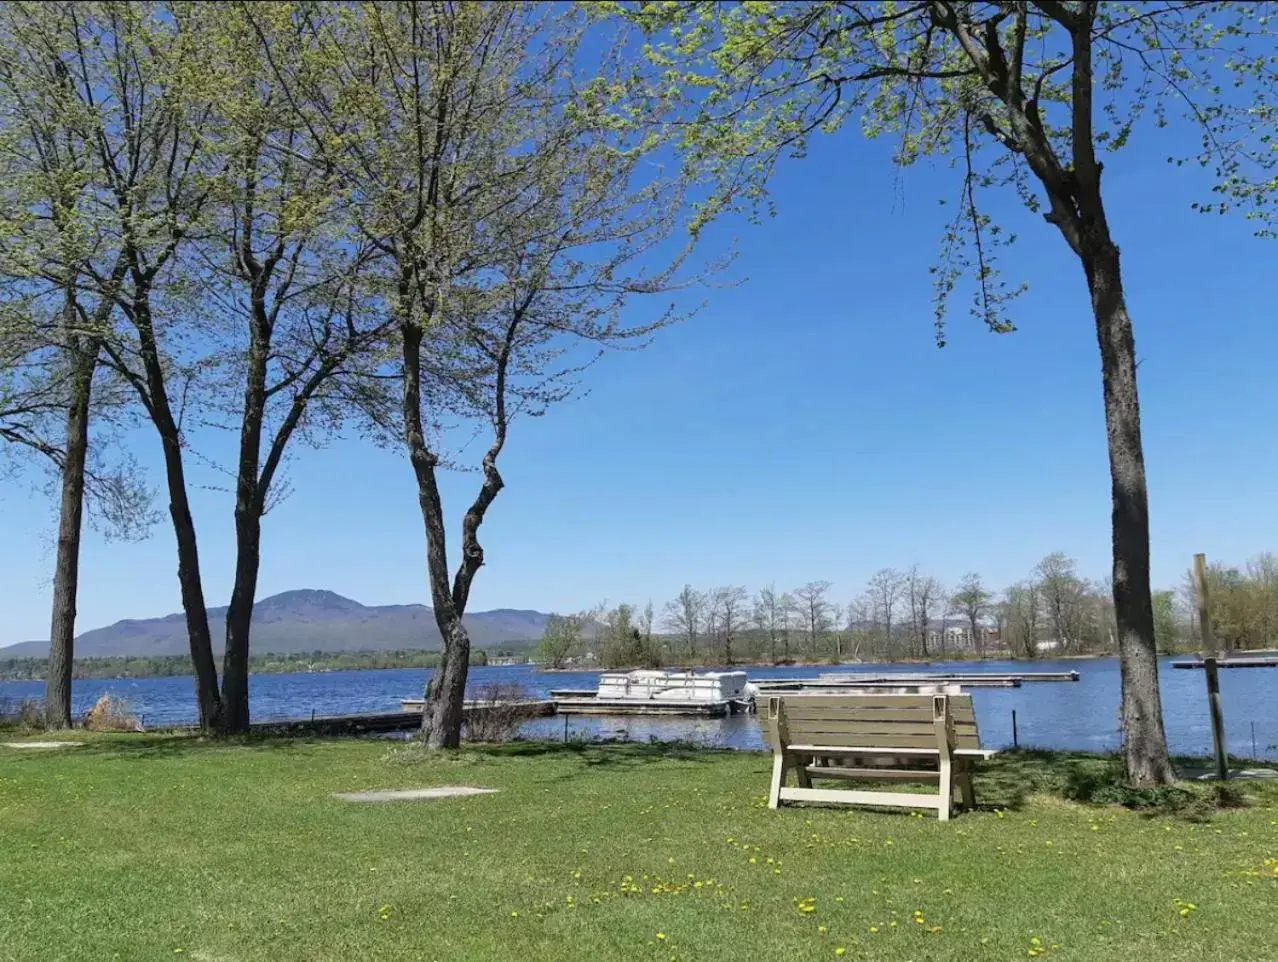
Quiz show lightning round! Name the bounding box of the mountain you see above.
[0,589,549,659]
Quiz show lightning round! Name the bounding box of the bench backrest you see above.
[761,693,982,752]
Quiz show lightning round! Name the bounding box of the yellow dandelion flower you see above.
[656,933,666,941]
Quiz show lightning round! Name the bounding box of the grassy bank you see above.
[1,737,1275,962]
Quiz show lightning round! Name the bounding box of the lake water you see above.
[2,657,1275,758]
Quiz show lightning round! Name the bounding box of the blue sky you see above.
[2,122,1276,647]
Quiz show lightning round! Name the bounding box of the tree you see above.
[709,585,748,665]
[1189,555,1278,652]
[0,306,149,727]
[1004,582,1042,659]
[1151,590,1179,655]
[905,565,944,659]
[536,614,582,669]
[792,580,833,658]
[269,3,707,747]
[951,572,992,657]
[1035,552,1088,653]
[0,3,154,728]
[598,602,662,669]
[66,2,227,728]
[752,584,787,663]
[663,585,707,659]
[614,1,1276,783]
[196,6,394,732]
[844,597,873,661]
[865,569,905,657]
[3,4,391,734]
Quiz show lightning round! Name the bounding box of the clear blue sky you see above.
[2,123,1276,647]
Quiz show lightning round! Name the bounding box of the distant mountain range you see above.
[0,589,549,659]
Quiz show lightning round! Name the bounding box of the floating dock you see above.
[550,694,740,717]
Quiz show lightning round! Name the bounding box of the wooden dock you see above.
[251,699,555,736]
[1172,656,1278,669]
[816,670,1077,684]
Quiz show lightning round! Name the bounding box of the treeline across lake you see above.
[0,647,529,683]
[537,551,1278,669]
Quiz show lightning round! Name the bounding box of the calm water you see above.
[2,657,1275,758]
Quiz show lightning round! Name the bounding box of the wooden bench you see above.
[760,693,998,820]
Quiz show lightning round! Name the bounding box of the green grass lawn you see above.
[2,736,1275,962]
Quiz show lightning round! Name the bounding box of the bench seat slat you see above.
[781,707,977,724]
[788,744,997,758]
[805,765,942,782]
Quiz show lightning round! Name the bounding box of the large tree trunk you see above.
[220,513,260,733]
[158,412,220,729]
[219,317,269,734]
[44,345,95,729]
[402,319,472,748]
[134,298,221,729]
[422,621,470,748]
[1086,238,1175,787]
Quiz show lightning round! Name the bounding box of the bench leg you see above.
[937,755,952,821]
[958,762,976,811]
[795,756,812,789]
[768,753,787,809]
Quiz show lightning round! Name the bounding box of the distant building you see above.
[926,620,1001,652]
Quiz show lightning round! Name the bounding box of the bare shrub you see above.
[0,697,46,732]
[83,694,142,732]
[462,682,540,743]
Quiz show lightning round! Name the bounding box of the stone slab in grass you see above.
[334,786,499,803]
[2,741,86,750]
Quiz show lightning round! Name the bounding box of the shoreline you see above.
[4,649,1219,685]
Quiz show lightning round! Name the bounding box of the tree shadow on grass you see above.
[463,738,739,770]
[25,731,339,761]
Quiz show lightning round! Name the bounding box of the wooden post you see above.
[1011,709,1019,748]
[1192,553,1216,655]
[1193,554,1227,780]
[1204,657,1228,780]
